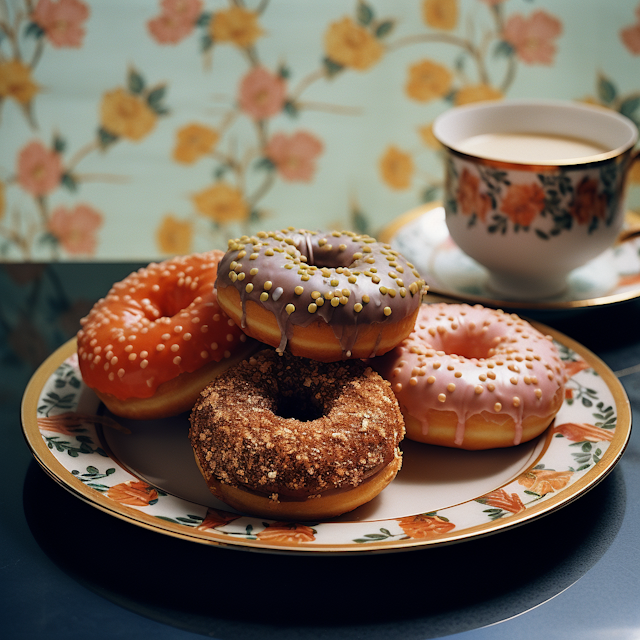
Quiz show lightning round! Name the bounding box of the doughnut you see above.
[189,349,405,520]
[215,228,427,362]
[371,303,566,450]
[77,251,258,420]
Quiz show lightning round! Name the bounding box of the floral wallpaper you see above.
[0,0,639,261]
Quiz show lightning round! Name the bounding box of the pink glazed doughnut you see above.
[371,303,566,450]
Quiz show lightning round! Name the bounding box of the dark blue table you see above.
[2,263,639,640]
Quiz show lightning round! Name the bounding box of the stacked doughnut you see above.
[190,229,425,518]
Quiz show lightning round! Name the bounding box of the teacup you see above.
[433,99,639,300]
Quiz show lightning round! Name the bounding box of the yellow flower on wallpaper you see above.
[417,123,441,150]
[173,123,219,164]
[191,182,250,224]
[210,6,264,48]
[100,88,158,141]
[0,59,39,104]
[422,0,458,31]
[405,59,452,102]
[455,83,503,105]
[156,215,193,255]
[379,146,414,190]
[630,156,640,184]
[324,17,384,71]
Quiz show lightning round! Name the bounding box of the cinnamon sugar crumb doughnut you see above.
[371,303,566,450]
[215,228,426,362]
[189,349,405,520]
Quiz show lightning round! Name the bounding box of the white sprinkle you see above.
[272,287,283,301]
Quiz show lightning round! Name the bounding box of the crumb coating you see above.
[189,349,405,501]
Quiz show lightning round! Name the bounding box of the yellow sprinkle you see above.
[354,303,363,313]
[475,385,483,395]
[260,292,269,302]
[348,276,357,284]
[250,267,259,275]
[264,281,273,290]
[362,294,370,303]
[286,304,295,315]
[409,377,418,386]
[308,303,318,313]
[229,272,238,282]
[383,306,392,316]
[513,397,521,407]
[245,283,254,293]
[438,393,446,403]
[447,383,456,392]
[331,297,340,307]
[316,297,324,307]
[427,376,436,384]
[265,249,274,256]
[311,291,321,299]
[535,389,543,399]
[494,402,502,412]
[237,272,245,281]
[294,285,304,295]
[330,278,339,286]
[379,286,387,294]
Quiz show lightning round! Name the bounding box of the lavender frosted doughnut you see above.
[215,229,427,362]
[371,303,567,450]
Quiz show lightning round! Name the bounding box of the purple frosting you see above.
[215,229,426,357]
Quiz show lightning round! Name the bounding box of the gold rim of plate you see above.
[21,331,631,554]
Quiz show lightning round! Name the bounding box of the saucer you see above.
[380,203,640,311]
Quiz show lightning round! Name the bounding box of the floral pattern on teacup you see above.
[445,154,625,239]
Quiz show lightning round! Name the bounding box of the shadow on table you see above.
[23,460,626,640]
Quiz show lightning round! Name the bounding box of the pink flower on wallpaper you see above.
[620,5,640,54]
[503,10,563,65]
[265,131,324,182]
[17,140,63,196]
[32,0,90,48]
[48,204,102,256]
[147,0,203,44]
[238,67,287,120]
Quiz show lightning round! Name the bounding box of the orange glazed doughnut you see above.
[215,229,426,362]
[77,251,258,420]
[189,349,405,520]
[371,303,566,450]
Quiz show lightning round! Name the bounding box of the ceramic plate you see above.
[381,203,640,311]
[22,331,630,554]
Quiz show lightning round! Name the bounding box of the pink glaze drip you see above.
[371,303,566,447]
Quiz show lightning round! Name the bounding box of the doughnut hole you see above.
[434,330,502,360]
[275,393,324,422]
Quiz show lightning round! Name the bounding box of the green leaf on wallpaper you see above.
[375,20,395,39]
[357,1,374,26]
[322,56,344,78]
[421,186,439,203]
[60,173,77,192]
[52,134,66,154]
[620,95,640,123]
[254,157,275,171]
[493,40,515,58]
[23,21,45,39]
[147,85,169,115]
[201,33,214,52]
[597,75,617,105]
[97,127,119,149]
[196,12,211,27]
[128,69,145,95]
[283,100,299,117]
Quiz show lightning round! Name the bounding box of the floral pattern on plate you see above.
[23,335,630,553]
